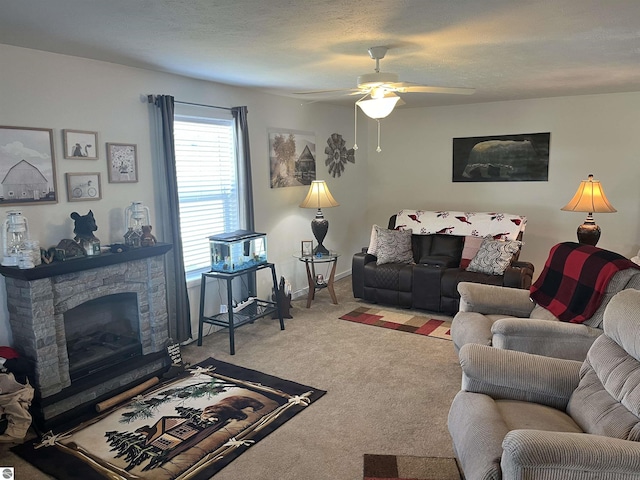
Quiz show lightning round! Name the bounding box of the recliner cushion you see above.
[567,335,640,441]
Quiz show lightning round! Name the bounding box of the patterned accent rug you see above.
[364,454,462,480]
[339,307,452,340]
[13,358,325,480]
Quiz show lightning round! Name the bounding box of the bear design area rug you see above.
[340,307,452,340]
[13,358,326,480]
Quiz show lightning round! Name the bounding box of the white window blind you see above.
[174,116,239,275]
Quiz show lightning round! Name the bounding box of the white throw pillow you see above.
[466,236,521,275]
[374,226,414,265]
[367,224,379,256]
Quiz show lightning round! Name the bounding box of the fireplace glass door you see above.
[64,292,142,381]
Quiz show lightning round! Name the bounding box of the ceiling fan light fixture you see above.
[356,94,400,119]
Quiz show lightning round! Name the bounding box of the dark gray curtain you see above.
[232,106,255,231]
[149,94,192,343]
[232,106,256,294]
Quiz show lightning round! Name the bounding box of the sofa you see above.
[448,288,640,479]
[352,210,535,314]
[452,242,640,360]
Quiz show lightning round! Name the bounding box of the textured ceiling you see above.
[2,0,640,107]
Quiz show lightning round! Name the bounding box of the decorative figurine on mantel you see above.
[71,210,100,256]
[140,225,157,247]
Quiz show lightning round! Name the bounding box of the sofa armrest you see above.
[492,318,603,361]
[459,344,581,410]
[458,282,535,317]
[503,261,535,289]
[352,250,376,298]
[502,430,640,478]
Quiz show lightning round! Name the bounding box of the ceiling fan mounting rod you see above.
[368,46,388,74]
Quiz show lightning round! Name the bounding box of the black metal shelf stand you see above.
[197,262,284,355]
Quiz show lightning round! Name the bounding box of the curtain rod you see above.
[147,95,232,111]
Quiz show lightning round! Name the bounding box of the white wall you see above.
[0,44,369,345]
[362,93,640,273]
[2,43,639,347]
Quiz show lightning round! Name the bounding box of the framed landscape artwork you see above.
[268,129,316,188]
[0,126,57,205]
[452,132,550,182]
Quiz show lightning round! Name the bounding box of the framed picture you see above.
[63,130,98,159]
[0,126,57,206]
[301,240,313,257]
[107,143,138,183]
[268,129,316,188]
[66,172,101,201]
[452,132,550,182]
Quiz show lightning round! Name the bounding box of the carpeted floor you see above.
[363,454,462,480]
[339,307,452,340]
[0,275,462,480]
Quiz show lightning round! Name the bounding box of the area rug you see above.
[364,454,462,480]
[13,358,326,480]
[340,307,452,340]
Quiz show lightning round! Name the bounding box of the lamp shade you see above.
[299,180,339,209]
[561,174,617,213]
[356,94,400,119]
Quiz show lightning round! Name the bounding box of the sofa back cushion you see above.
[582,269,640,328]
[417,234,463,265]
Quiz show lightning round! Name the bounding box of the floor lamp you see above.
[299,180,339,255]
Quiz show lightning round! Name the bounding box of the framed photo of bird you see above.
[63,129,99,160]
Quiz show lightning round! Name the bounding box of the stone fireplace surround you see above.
[0,244,172,428]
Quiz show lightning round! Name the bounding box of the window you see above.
[174,115,239,277]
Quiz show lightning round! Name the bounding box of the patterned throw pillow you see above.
[375,226,414,265]
[466,236,522,275]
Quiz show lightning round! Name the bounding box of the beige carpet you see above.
[1,276,461,480]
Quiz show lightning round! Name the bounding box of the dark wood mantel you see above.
[0,243,172,281]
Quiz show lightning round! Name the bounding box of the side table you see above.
[197,262,284,355]
[296,253,339,308]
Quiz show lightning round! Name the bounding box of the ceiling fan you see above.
[296,46,475,152]
[296,46,475,105]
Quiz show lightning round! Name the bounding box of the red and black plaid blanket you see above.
[530,242,640,323]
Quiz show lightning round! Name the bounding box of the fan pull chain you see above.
[353,102,358,151]
[376,120,382,153]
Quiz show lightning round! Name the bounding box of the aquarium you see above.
[209,230,267,273]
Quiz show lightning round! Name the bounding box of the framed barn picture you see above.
[0,126,57,205]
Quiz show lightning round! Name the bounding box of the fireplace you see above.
[0,244,172,429]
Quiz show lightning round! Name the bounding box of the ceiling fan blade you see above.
[293,88,360,95]
[392,83,475,95]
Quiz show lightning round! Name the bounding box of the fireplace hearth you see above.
[0,243,172,429]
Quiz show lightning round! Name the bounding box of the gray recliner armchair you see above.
[448,288,640,479]
[451,242,640,361]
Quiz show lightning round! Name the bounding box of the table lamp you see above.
[299,180,339,255]
[561,174,616,246]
